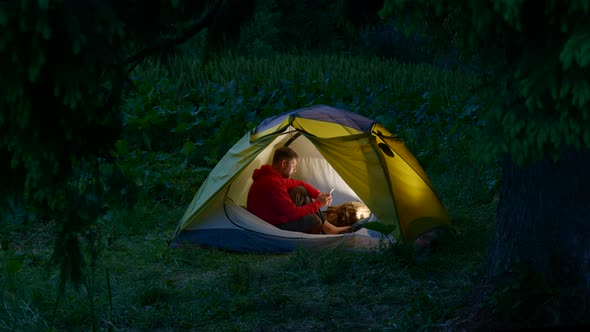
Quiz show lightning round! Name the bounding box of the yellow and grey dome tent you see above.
[170,105,450,252]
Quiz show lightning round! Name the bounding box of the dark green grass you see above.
[1,152,497,331]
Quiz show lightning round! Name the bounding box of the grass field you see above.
[134,53,477,99]
[1,199,496,331]
[1,53,499,331]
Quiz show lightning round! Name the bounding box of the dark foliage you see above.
[0,0,233,289]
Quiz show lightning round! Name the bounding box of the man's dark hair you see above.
[272,146,298,165]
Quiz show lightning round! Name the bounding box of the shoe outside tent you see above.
[170,105,451,252]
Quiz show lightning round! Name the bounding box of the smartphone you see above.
[329,187,335,195]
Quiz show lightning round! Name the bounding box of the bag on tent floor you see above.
[325,201,372,227]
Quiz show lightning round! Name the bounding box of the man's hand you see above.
[317,193,333,207]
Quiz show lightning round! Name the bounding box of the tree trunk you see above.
[483,149,590,327]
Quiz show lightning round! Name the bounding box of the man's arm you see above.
[285,178,321,199]
[267,183,322,222]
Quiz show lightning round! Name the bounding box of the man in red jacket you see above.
[247,146,351,234]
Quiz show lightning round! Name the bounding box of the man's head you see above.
[272,146,298,178]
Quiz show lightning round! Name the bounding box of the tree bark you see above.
[483,148,590,326]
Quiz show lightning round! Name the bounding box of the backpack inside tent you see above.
[170,105,451,252]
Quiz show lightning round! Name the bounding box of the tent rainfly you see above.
[170,105,451,252]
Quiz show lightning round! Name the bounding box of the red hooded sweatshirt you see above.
[247,164,322,225]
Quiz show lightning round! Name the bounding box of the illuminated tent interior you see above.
[170,105,451,252]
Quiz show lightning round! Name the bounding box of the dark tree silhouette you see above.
[380,0,590,328]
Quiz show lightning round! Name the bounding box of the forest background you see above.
[2,0,588,331]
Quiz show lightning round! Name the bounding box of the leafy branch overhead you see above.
[0,0,252,289]
[380,0,590,164]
